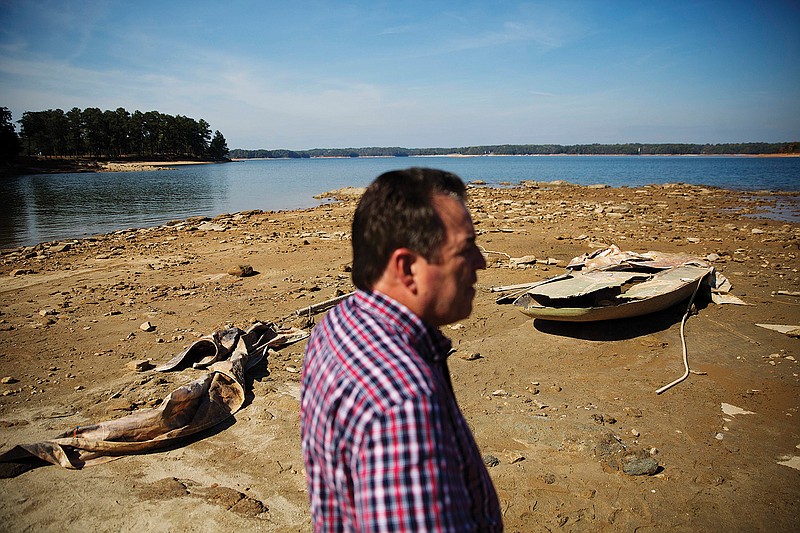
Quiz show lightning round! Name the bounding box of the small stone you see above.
[39,308,58,316]
[228,264,254,277]
[622,456,659,476]
[482,454,500,467]
[631,429,640,437]
[504,451,525,464]
[127,359,154,372]
[591,413,617,425]
[1,376,19,384]
[140,321,156,332]
[10,268,34,277]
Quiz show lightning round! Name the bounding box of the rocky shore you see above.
[1,182,798,531]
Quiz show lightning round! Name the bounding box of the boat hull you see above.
[514,265,711,322]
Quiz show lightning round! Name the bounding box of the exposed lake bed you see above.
[1,181,798,531]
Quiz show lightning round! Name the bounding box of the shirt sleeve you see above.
[352,395,449,532]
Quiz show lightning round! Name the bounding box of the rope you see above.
[655,270,711,395]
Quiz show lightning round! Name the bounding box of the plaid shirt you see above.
[300,290,502,532]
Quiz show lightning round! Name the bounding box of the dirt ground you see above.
[0,181,798,532]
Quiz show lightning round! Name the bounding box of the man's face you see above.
[414,194,486,326]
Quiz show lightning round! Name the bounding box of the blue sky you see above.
[1,1,798,150]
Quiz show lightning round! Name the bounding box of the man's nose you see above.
[473,247,487,270]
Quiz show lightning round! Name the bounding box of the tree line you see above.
[230,142,799,159]
[1,106,229,161]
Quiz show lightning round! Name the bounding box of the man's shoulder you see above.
[307,292,435,407]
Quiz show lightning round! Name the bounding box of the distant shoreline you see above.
[232,152,800,162]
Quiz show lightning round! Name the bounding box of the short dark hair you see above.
[351,167,467,290]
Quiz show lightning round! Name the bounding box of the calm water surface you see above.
[1,155,798,249]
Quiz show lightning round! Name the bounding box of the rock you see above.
[622,456,659,476]
[9,269,34,277]
[1,376,19,384]
[127,359,154,372]
[504,451,525,464]
[591,413,617,425]
[140,321,156,332]
[483,454,500,467]
[39,308,58,316]
[228,264,254,277]
[230,496,268,517]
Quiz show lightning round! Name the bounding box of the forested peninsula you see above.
[0,106,229,176]
[231,141,799,159]
[3,106,798,177]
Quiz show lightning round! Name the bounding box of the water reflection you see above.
[1,170,220,248]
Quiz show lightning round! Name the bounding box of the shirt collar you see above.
[353,289,453,363]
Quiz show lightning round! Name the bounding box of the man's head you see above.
[352,167,486,325]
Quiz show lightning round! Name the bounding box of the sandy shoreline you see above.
[99,161,217,172]
[1,182,798,531]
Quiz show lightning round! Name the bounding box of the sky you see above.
[1,1,798,150]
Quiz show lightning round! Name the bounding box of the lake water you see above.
[1,155,798,249]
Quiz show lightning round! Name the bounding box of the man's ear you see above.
[388,248,419,292]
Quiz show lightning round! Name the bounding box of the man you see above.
[300,168,502,532]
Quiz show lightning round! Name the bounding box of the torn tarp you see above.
[0,321,308,475]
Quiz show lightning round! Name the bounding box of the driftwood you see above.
[294,291,354,316]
